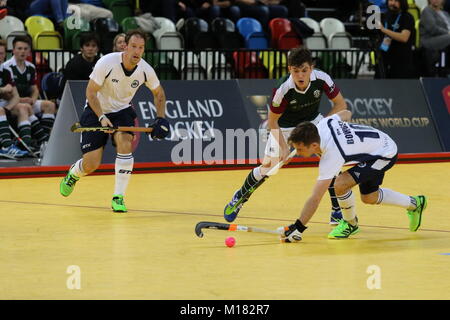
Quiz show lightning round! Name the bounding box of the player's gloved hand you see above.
[150,117,170,140]
[278,219,307,243]
[99,114,114,133]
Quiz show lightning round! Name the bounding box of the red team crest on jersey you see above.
[441,85,450,114]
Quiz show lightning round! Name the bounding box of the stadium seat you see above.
[246,32,269,49]
[41,72,64,99]
[211,17,235,34]
[233,51,268,79]
[34,31,63,50]
[0,15,25,41]
[45,51,74,72]
[71,31,90,51]
[194,32,218,49]
[63,17,90,50]
[217,32,244,49]
[277,31,302,50]
[236,17,262,39]
[269,18,291,48]
[304,34,327,50]
[109,0,133,25]
[415,19,420,48]
[319,18,345,42]
[299,17,320,34]
[408,6,420,22]
[174,52,206,80]
[6,31,31,50]
[180,17,209,49]
[156,32,184,50]
[121,17,139,33]
[25,16,54,39]
[259,51,288,79]
[328,33,352,49]
[198,52,232,80]
[91,18,119,54]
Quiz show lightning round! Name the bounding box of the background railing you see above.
[7,48,374,82]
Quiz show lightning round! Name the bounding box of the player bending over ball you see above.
[59,29,170,213]
[279,110,427,242]
[224,48,347,224]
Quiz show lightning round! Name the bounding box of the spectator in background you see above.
[63,33,99,84]
[3,36,56,144]
[6,0,33,22]
[375,0,415,78]
[0,40,6,64]
[113,33,126,52]
[234,0,288,28]
[420,0,450,75]
[133,0,178,22]
[26,0,69,25]
[212,0,241,22]
[279,0,305,18]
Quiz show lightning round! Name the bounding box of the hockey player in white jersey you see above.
[59,30,169,213]
[279,110,427,242]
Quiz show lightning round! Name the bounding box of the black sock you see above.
[0,120,13,148]
[30,117,49,143]
[40,115,55,137]
[329,177,341,212]
[18,122,32,146]
[236,168,262,199]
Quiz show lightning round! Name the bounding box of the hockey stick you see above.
[195,221,282,238]
[224,149,297,216]
[8,125,39,158]
[70,122,154,133]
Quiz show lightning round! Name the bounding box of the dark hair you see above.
[394,0,409,12]
[80,32,100,48]
[288,122,320,146]
[287,47,313,67]
[0,39,6,49]
[12,35,32,49]
[125,29,148,44]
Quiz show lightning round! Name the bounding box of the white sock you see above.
[29,115,38,122]
[377,188,416,210]
[0,115,7,121]
[114,153,134,196]
[41,113,55,119]
[337,190,357,224]
[70,159,87,178]
[253,166,264,181]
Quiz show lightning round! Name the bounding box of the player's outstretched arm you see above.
[327,92,347,117]
[336,110,352,122]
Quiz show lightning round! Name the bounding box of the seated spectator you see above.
[0,39,6,64]
[26,0,69,25]
[63,33,100,84]
[420,0,450,75]
[113,33,127,52]
[212,0,241,22]
[6,0,33,22]
[3,36,56,145]
[0,64,33,156]
[133,0,178,22]
[234,0,288,28]
[279,0,305,18]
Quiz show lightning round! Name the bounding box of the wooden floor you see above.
[0,163,449,300]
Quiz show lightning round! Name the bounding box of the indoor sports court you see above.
[1,162,449,299]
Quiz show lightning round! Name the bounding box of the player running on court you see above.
[224,48,348,224]
[59,29,170,212]
[279,110,427,242]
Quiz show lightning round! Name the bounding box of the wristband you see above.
[295,219,307,233]
[98,114,106,122]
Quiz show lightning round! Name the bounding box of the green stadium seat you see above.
[64,17,90,50]
[121,17,139,33]
[109,0,133,25]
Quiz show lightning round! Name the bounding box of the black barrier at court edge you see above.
[238,79,443,154]
[43,79,444,167]
[319,79,443,153]
[420,78,450,152]
[42,80,260,166]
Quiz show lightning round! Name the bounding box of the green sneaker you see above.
[59,171,80,197]
[328,219,359,239]
[407,195,427,232]
[111,195,127,213]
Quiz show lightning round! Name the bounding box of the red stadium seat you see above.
[233,51,268,79]
[277,31,302,50]
[269,18,291,49]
